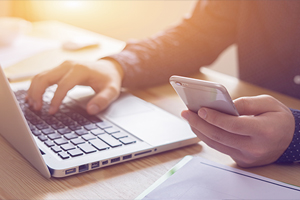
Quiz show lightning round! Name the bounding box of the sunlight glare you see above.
[63,1,83,9]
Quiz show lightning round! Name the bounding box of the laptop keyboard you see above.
[14,89,137,160]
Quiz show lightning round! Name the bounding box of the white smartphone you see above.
[169,75,239,116]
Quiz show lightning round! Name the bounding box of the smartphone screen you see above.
[170,76,239,116]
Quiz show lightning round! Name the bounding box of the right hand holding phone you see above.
[26,58,124,115]
[181,95,295,167]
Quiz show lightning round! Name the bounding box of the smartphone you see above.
[169,75,239,116]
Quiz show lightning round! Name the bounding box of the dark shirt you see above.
[109,0,300,163]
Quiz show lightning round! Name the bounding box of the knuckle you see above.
[234,97,248,111]
[62,60,74,66]
[73,63,85,70]
[59,60,74,70]
[260,94,275,102]
[108,86,119,97]
[32,73,45,82]
[61,60,86,72]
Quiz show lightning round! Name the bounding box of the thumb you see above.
[86,87,120,115]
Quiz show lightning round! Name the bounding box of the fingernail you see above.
[198,108,207,119]
[88,104,100,115]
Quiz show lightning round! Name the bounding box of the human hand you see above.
[181,95,295,167]
[26,58,124,115]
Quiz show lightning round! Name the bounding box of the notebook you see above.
[137,156,300,199]
[0,66,199,178]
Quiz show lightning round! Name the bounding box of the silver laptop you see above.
[0,66,199,178]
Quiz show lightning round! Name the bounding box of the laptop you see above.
[0,66,199,178]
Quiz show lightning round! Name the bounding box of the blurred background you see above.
[0,1,197,41]
[0,0,237,77]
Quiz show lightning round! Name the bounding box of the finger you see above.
[49,68,87,114]
[182,110,250,148]
[86,86,119,115]
[234,95,285,115]
[197,107,262,136]
[27,61,72,110]
[192,127,264,167]
[198,95,288,136]
[191,127,244,161]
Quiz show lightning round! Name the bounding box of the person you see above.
[26,0,300,167]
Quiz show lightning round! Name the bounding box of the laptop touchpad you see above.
[101,93,154,118]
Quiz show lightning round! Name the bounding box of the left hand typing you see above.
[181,95,295,167]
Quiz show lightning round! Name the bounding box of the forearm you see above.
[108,1,239,89]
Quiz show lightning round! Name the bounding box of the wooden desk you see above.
[1,21,300,199]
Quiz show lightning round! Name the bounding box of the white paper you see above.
[0,35,60,68]
[141,156,300,199]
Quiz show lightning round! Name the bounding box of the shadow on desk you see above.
[0,133,202,199]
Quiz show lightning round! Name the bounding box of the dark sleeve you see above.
[108,1,239,88]
[276,109,300,163]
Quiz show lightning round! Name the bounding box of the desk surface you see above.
[2,21,300,199]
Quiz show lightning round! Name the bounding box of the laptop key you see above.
[51,145,62,153]
[41,127,55,135]
[96,121,113,129]
[78,119,91,126]
[57,127,72,135]
[84,124,97,131]
[64,132,78,140]
[119,137,137,145]
[58,151,70,159]
[90,128,105,136]
[31,129,41,136]
[54,138,68,146]
[68,123,82,131]
[71,138,86,145]
[78,143,97,154]
[38,135,48,142]
[48,133,62,140]
[90,139,110,151]
[111,131,128,139]
[98,134,122,148]
[51,122,65,130]
[28,123,36,131]
[68,148,84,157]
[61,143,76,151]
[30,118,44,125]
[105,127,120,134]
[82,133,96,141]
[75,128,88,136]
[36,123,50,130]
[44,140,55,147]
[61,117,76,126]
